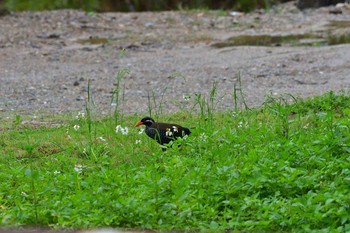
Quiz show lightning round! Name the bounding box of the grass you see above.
[1,90,350,232]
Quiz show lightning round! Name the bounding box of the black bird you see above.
[135,117,191,147]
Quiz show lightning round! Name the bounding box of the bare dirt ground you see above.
[0,1,350,119]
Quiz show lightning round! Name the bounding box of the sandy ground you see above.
[1,2,350,119]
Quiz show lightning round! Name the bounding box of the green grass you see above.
[1,91,350,232]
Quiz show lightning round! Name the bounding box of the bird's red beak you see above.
[135,121,143,127]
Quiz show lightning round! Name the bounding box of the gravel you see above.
[0,1,350,118]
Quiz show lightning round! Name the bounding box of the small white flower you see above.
[199,133,208,141]
[237,121,249,128]
[138,128,145,134]
[66,129,72,139]
[73,125,80,131]
[76,111,85,119]
[183,95,190,101]
[135,139,142,144]
[172,126,178,132]
[116,125,128,135]
[122,127,129,135]
[98,136,106,142]
[74,164,83,174]
[54,171,61,175]
[115,125,122,133]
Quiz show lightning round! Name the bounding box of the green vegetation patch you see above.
[212,33,350,48]
[1,91,350,232]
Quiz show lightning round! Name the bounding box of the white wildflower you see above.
[237,121,249,128]
[199,133,208,141]
[54,171,61,175]
[67,134,71,139]
[73,125,80,131]
[66,129,72,139]
[183,94,190,101]
[172,126,178,132]
[122,127,129,135]
[98,136,106,142]
[138,128,145,134]
[75,111,85,119]
[135,139,142,144]
[116,125,129,135]
[115,125,122,133]
[74,164,83,174]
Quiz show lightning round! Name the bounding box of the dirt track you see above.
[0,1,350,118]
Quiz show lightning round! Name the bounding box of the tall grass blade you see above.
[86,79,92,135]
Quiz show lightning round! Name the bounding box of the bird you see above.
[135,116,191,148]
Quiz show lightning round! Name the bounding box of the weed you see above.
[147,87,167,121]
[13,114,22,128]
[232,71,249,111]
[264,93,298,139]
[85,79,93,136]
[111,48,129,126]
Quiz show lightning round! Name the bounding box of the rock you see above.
[37,32,61,39]
[76,96,84,101]
[228,11,244,17]
[144,22,155,28]
[329,7,343,13]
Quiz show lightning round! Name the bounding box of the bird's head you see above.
[135,117,155,127]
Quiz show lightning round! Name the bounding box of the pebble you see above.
[144,22,155,28]
[76,96,84,101]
